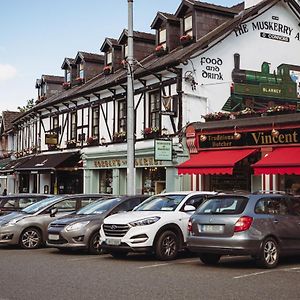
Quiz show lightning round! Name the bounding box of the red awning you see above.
[177,148,257,175]
[252,147,300,175]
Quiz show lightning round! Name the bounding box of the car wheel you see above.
[88,232,100,254]
[110,251,128,259]
[155,230,179,261]
[20,227,42,249]
[256,237,279,268]
[199,253,221,265]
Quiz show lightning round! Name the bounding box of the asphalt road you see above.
[1,246,300,300]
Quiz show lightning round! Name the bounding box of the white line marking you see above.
[139,263,170,269]
[139,259,198,269]
[233,270,274,279]
[67,256,102,262]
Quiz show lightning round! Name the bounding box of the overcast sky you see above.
[0,0,241,112]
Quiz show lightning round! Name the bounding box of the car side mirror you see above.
[184,205,196,212]
[50,207,58,217]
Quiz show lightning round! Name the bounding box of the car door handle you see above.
[273,220,279,224]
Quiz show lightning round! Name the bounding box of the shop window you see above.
[99,170,113,194]
[91,107,99,138]
[142,167,166,195]
[183,15,193,37]
[149,91,161,129]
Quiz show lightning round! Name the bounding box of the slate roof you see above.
[75,52,105,64]
[1,111,21,132]
[42,75,64,84]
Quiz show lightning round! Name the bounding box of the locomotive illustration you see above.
[222,53,300,111]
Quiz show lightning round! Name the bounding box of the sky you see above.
[0,0,241,112]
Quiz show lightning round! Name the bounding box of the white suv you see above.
[99,191,216,260]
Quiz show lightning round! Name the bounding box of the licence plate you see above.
[106,238,121,246]
[199,224,224,233]
[48,234,60,241]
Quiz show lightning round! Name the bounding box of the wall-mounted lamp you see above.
[233,126,241,140]
[271,123,279,137]
[200,130,207,142]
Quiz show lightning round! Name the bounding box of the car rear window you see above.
[196,196,248,215]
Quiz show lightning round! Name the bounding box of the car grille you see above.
[103,224,129,237]
[48,237,68,245]
[49,224,66,228]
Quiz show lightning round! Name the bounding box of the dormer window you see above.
[158,28,167,49]
[183,15,193,37]
[106,51,112,65]
[79,63,84,79]
[43,84,47,96]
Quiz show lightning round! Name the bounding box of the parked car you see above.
[187,192,300,268]
[47,195,148,254]
[0,194,52,216]
[0,194,103,249]
[100,191,217,260]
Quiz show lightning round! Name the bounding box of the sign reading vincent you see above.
[199,128,300,148]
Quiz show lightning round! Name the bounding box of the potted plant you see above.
[66,139,77,148]
[154,45,168,57]
[48,144,58,151]
[62,82,71,90]
[113,131,126,142]
[180,34,193,46]
[103,66,112,75]
[75,77,84,84]
[86,136,98,146]
[141,127,160,139]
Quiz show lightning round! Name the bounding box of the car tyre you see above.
[256,237,279,268]
[155,230,179,261]
[110,251,128,259]
[88,232,100,254]
[199,253,221,265]
[20,227,42,249]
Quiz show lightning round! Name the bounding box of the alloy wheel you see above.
[263,240,278,265]
[21,229,41,249]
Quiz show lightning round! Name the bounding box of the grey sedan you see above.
[47,195,148,254]
[0,194,102,249]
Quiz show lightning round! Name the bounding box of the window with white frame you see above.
[106,51,112,65]
[118,100,127,133]
[79,63,84,79]
[43,83,47,96]
[124,44,128,58]
[66,69,71,82]
[158,28,167,49]
[52,116,59,132]
[70,112,77,140]
[183,15,193,37]
[91,107,99,138]
[149,91,161,129]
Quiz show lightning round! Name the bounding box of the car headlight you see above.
[65,221,90,232]
[129,216,160,227]
[2,219,19,227]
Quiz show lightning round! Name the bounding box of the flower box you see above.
[265,105,296,116]
[180,34,193,46]
[62,82,71,90]
[113,132,126,143]
[103,66,112,75]
[86,137,98,146]
[154,45,168,57]
[48,144,58,151]
[66,140,77,148]
[203,112,231,122]
[75,77,84,84]
[142,127,160,139]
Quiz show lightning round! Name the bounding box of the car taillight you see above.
[187,219,193,232]
[234,216,253,232]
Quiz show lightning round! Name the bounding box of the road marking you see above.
[233,270,274,279]
[139,263,170,269]
[138,259,198,269]
[67,256,102,262]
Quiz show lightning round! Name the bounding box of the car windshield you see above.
[76,198,121,215]
[22,196,63,214]
[196,196,248,215]
[134,194,186,211]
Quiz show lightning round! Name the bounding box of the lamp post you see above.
[127,0,136,195]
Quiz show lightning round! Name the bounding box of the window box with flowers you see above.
[154,45,168,57]
[142,127,160,139]
[86,136,98,146]
[113,131,126,143]
[66,140,77,148]
[103,66,112,75]
[202,112,231,122]
[234,107,260,119]
[48,144,58,151]
[62,82,71,90]
[265,104,296,116]
[180,34,193,46]
[75,77,84,85]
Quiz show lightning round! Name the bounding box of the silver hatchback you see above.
[187,192,300,268]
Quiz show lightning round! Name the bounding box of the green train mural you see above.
[222,53,300,112]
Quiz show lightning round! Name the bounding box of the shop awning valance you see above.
[252,147,300,175]
[15,151,80,172]
[177,148,257,175]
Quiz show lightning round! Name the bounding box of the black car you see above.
[47,195,148,254]
[0,194,52,216]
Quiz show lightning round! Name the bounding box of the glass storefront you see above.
[142,167,166,195]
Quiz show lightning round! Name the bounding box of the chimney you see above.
[245,0,263,9]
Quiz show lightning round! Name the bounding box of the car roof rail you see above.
[252,190,292,195]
